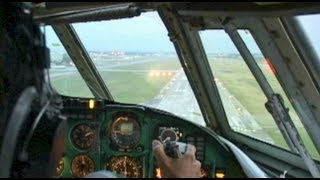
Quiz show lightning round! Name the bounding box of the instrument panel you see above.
[55,97,246,178]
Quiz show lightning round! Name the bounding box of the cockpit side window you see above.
[238,30,319,160]
[199,29,320,160]
[199,30,287,148]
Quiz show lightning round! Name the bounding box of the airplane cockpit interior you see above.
[1,2,320,178]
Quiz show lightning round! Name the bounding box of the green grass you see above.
[210,59,298,123]
[99,71,172,103]
[52,75,94,98]
[51,58,180,102]
[52,71,172,103]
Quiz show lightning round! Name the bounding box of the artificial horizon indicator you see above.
[110,115,141,149]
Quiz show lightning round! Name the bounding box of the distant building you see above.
[110,51,125,57]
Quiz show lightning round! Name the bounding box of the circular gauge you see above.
[110,115,141,149]
[106,156,142,178]
[71,155,95,177]
[159,128,178,143]
[55,158,64,177]
[71,124,95,149]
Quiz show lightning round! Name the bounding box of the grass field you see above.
[51,56,180,102]
[51,56,319,159]
[52,71,172,103]
[100,71,172,103]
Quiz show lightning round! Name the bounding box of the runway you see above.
[49,57,163,79]
[146,70,274,144]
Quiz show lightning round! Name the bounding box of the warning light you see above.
[89,99,95,109]
[215,172,225,178]
[156,168,162,178]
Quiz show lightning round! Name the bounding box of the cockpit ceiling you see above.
[32,2,320,25]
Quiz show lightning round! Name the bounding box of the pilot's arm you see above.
[152,139,202,178]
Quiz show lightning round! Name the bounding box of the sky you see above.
[45,12,320,56]
[297,15,320,58]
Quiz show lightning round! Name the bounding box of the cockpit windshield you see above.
[47,12,206,126]
[46,11,320,159]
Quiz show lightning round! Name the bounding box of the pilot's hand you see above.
[152,139,202,178]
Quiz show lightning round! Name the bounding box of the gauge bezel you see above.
[71,123,96,150]
[109,113,142,150]
[159,128,179,142]
[106,156,143,178]
[55,158,64,177]
[71,154,95,178]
